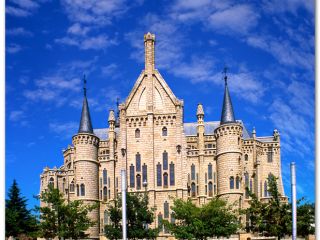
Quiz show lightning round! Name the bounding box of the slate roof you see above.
[93,120,251,140]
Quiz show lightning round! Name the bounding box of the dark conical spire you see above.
[220,67,236,124]
[78,75,93,133]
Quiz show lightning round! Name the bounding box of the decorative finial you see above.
[116,97,120,119]
[83,74,87,97]
[222,65,228,85]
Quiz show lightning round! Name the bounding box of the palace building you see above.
[40,33,286,239]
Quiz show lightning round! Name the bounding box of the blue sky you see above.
[5,0,314,208]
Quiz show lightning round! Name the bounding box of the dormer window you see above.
[135,128,140,138]
[162,127,167,136]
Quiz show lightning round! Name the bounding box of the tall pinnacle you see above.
[78,75,93,133]
[220,67,236,125]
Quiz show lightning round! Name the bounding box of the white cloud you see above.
[262,0,314,15]
[6,6,31,17]
[60,0,127,26]
[9,110,25,121]
[6,27,33,37]
[6,44,22,54]
[67,23,90,36]
[11,0,39,10]
[49,121,79,139]
[101,63,117,76]
[55,35,116,50]
[208,4,259,34]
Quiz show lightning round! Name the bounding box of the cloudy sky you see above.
[6,0,314,207]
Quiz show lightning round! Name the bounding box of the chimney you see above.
[144,32,155,73]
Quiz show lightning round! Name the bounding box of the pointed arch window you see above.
[62,178,66,191]
[191,183,196,197]
[104,210,109,225]
[142,164,147,183]
[80,184,85,196]
[76,184,79,196]
[136,153,141,172]
[208,182,213,197]
[162,127,167,136]
[230,176,234,189]
[48,177,54,188]
[157,163,162,186]
[130,164,135,188]
[245,173,249,198]
[163,151,168,170]
[103,169,107,185]
[103,186,107,201]
[208,163,213,179]
[158,213,163,231]
[169,162,175,186]
[245,154,248,161]
[250,179,253,192]
[264,181,268,197]
[163,173,168,188]
[267,147,273,162]
[191,164,195,180]
[214,184,216,195]
[135,128,140,138]
[70,181,75,192]
[164,201,169,218]
[136,174,141,190]
[236,176,240,189]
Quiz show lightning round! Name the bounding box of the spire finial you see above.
[222,65,228,85]
[83,74,87,97]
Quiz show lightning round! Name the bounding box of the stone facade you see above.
[39,33,286,239]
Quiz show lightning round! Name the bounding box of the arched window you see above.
[136,153,141,172]
[158,213,163,231]
[162,127,167,136]
[157,163,162,186]
[208,163,212,179]
[170,213,175,224]
[104,210,109,225]
[238,137,240,145]
[130,164,135,188]
[164,201,169,218]
[48,177,54,188]
[236,176,240,189]
[142,164,147,183]
[191,164,195,180]
[267,147,273,162]
[268,173,273,181]
[163,173,168,187]
[250,179,253,192]
[62,178,65,191]
[170,162,175,186]
[76,184,79,196]
[136,174,141,190]
[208,182,213,197]
[245,154,248,161]
[103,186,107,201]
[230,176,234,189]
[135,128,140,138]
[191,183,196,197]
[214,184,216,195]
[264,181,268,197]
[163,151,168,170]
[80,184,85,196]
[245,173,249,198]
[103,169,107,184]
[70,181,75,192]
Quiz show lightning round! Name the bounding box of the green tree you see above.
[245,174,291,239]
[38,185,98,239]
[6,179,38,238]
[163,198,239,240]
[296,200,315,237]
[104,192,158,240]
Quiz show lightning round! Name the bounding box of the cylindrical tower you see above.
[72,76,100,239]
[214,72,243,207]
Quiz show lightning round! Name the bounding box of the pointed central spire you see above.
[78,75,93,133]
[220,67,236,125]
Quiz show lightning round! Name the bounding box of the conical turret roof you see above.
[220,76,236,124]
[78,76,93,133]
